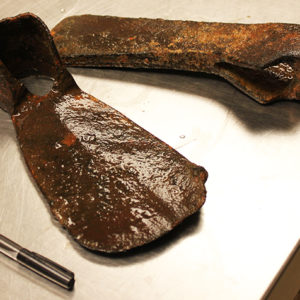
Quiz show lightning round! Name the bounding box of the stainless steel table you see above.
[0,1,299,299]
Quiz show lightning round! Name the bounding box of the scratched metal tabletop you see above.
[0,1,299,299]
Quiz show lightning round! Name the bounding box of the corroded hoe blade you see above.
[52,15,300,104]
[0,14,207,252]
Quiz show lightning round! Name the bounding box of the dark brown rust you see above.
[0,14,207,252]
[52,15,300,104]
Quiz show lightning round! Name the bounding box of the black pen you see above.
[0,234,75,290]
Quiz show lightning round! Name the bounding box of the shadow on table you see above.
[69,67,300,133]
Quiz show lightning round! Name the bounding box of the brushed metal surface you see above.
[0,1,300,299]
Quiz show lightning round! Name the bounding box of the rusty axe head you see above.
[0,13,207,253]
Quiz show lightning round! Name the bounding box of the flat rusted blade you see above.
[52,15,300,104]
[0,14,207,252]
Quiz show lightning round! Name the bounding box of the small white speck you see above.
[179,134,186,139]
[61,164,64,168]
[67,217,76,226]
[55,142,62,149]
[60,8,65,13]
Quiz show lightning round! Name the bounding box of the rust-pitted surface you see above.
[0,14,207,252]
[52,15,300,104]
[0,61,25,114]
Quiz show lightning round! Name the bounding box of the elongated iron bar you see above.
[52,15,300,104]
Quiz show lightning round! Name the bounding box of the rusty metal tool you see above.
[52,15,300,104]
[0,13,207,253]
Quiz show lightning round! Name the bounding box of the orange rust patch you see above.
[61,132,77,146]
[74,94,84,100]
[89,94,100,103]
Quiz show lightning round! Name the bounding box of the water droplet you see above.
[179,134,186,139]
